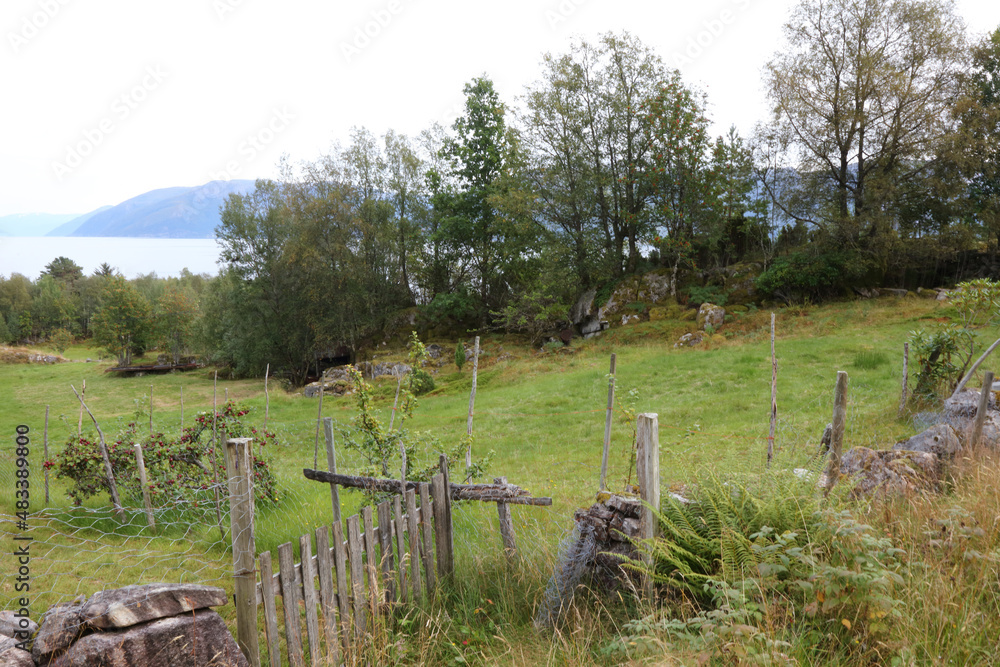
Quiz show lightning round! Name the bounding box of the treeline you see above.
[6,1,999,386]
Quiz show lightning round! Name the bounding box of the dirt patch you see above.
[0,346,66,364]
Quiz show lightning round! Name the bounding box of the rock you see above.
[580,319,608,336]
[81,584,227,630]
[892,423,962,458]
[621,314,640,326]
[32,601,85,666]
[0,637,33,667]
[882,288,908,297]
[854,287,872,299]
[943,389,995,418]
[819,423,833,453]
[570,288,598,326]
[47,609,248,667]
[558,328,573,345]
[0,612,37,640]
[425,344,443,360]
[835,446,941,498]
[696,303,725,331]
[937,290,949,301]
[674,332,703,348]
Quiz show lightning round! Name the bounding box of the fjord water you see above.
[0,237,222,278]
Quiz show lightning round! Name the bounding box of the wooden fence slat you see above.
[258,551,281,667]
[347,515,366,638]
[418,482,435,594]
[298,535,322,667]
[405,489,421,602]
[495,476,516,560]
[377,501,396,603]
[330,520,351,654]
[278,542,305,667]
[431,473,449,579]
[362,506,379,619]
[439,456,454,575]
[393,496,407,603]
[314,526,340,666]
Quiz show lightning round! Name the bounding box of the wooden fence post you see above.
[768,313,777,467]
[323,417,341,523]
[133,444,155,530]
[43,405,50,505]
[263,363,270,431]
[898,342,909,418]
[225,437,260,667]
[636,413,660,599]
[495,476,517,560]
[824,371,849,497]
[439,455,454,575]
[465,336,480,476]
[211,371,225,542]
[971,371,995,450]
[72,384,122,516]
[600,353,617,491]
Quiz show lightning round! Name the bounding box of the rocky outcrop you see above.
[0,612,37,641]
[571,494,643,589]
[892,423,962,458]
[833,446,942,498]
[0,637,33,667]
[674,332,703,348]
[15,584,241,667]
[696,303,725,331]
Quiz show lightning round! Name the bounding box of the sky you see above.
[1,0,998,217]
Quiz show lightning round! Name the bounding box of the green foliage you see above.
[684,284,728,307]
[454,342,466,370]
[491,289,568,345]
[49,402,279,510]
[423,290,479,328]
[91,275,153,366]
[409,368,435,395]
[49,328,73,355]
[156,285,198,364]
[755,250,871,304]
[950,278,1000,328]
[909,325,973,401]
[853,349,889,370]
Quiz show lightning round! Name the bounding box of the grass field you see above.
[4,294,998,664]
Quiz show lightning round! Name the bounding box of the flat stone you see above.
[81,584,227,630]
[838,446,941,498]
[605,495,641,519]
[0,612,37,640]
[48,609,248,667]
[32,602,85,666]
[0,637,34,667]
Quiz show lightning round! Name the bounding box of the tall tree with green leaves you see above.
[156,285,199,364]
[91,275,153,366]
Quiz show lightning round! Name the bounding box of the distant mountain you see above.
[46,205,113,236]
[68,180,256,238]
[0,213,80,237]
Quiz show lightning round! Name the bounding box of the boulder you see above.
[570,288,598,326]
[425,344,443,360]
[0,637,33,667]
[882,288,908,298]
[674,332,703,348]
[47,609,248,667]
[892,423,962,458]
[937,290,950,301]
[621,314,640,326]
[32,602,85,666]
[81,584,226,630]
[833,447,941,498]
[936,388,1000,448]
[696,303,725,331]
[0,612,37,640]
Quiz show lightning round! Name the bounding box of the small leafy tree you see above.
[492,290,568,346]
[455,343,466,371]
[91,276,153,366]
[156,285,199,364]
[49,328,73,355]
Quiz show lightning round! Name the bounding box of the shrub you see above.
[49,328,73,354]
[409,368,435,395]
[685,285,728,307]
[49,401,279,509]
[455,343,466,371]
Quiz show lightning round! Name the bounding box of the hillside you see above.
[45,205,113,236]
[67,180,255,238]
[0,212,80,237]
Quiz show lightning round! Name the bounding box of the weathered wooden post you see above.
[636,413,660,599]
[211,371,225,541]
[465,336,480,477]
[225,437,260,667]
[323,417,341,523]
[439,454,454,575]
[495,476,517,560]
[898,342,909,418]
[768,313,777,467]
[824,371,849,496]
[133,443,155,530]
[971,371,995,450]
[600,353,617,491]
[43,405,50,505]
[72,384,122,516]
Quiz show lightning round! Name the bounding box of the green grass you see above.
[4,295,999,664]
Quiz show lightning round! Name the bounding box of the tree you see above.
[762,0,967,273]
[156,285,199,364]
[42,256,83,285]
[93,263,117,277]
[91,276,153,366]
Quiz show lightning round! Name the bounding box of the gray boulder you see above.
[81,584,226,630]
[0,612,37,640]
[674,332,703,348]
[47,609,248,667]
[0,637,33,667]
[696,303,725,331]
[834,446,941,498]
[892,423,962,458]
[32,601,85,666]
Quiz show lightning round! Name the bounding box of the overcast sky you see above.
[1,0,998,217]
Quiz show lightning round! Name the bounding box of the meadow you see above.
[4,294,1000,664]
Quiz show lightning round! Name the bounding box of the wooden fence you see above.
[224,439,455,667]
